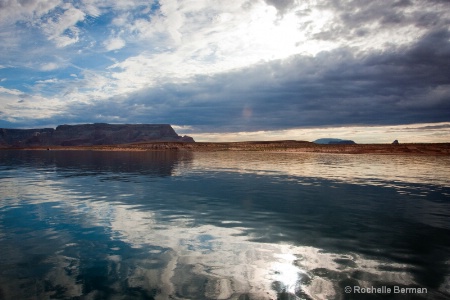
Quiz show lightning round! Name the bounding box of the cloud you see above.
[104,37,126,51]
[0,86,23,96]
[40,62,60,71]
[0,0,61,24]
[65,25,448,134]
[40,4,86,47]
[4,23,449,136]
[312,0,450,51]
[264,0,295,15]
[0,86,65,124]
[35,78,59,84]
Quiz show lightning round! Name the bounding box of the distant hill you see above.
[313,138,356,145]
[0,123,194,147]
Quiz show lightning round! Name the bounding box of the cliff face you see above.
[0,128,55,147]
[0,123,194,147]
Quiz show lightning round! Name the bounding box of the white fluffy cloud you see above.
[0,86,66,123]
[38,4,85,47]
[104,37,126,51]
[40,62,60,71]
[0,0,61,23]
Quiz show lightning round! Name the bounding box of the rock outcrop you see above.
[0,123,194,147]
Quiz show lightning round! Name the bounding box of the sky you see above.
[0,0,449,143]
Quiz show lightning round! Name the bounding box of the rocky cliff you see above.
[0,123,194,147]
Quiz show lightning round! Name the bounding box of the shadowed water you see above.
[0,150,449,299]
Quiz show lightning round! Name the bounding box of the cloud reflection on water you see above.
[0,150,449,299]
[185,152,450,187]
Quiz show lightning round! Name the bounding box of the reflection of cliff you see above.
[0,150,193,178]
[0,123,194,147]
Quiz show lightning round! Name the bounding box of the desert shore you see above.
[4,141,450,155]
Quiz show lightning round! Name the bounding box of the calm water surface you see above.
[0,150,449,299]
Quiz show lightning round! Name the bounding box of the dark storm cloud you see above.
[313,0,450,42]
[48,26,450,133]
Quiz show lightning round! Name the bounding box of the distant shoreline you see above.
[2,141,450,155]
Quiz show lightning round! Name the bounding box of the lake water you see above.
[0,150,449,300]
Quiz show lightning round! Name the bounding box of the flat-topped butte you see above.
[0,123,194,147]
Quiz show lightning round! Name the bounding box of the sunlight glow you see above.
[271,253,303,293]
[106,2,338,96]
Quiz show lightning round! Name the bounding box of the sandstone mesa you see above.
[0,123,194,147]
